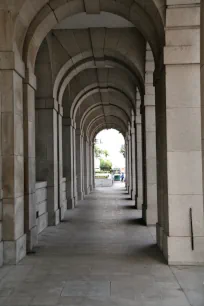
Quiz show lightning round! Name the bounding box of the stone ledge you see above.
[36,181,47,190]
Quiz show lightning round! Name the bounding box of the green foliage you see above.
[94,145,109,159]
[120,144,125,158]
[100,159,112,171]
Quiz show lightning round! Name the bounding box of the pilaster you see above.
[163,2,204,264]
[35,98,59,226]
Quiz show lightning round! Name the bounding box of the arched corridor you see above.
[0,183,202,306]
[0,0,204,303]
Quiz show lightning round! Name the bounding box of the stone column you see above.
[24,72,38,252]
[125,137,129,192]
[142,45,157,225]
[136,93,143,210]
[128,125,132,197]
[62,118,76,209]
[75,129,83,201]
[1,53,26,264]
[155,67,167,251]
[84,136,90,195]
[131,112,137,203]
[89,142,94,191]
[72,123,77,203]
[163,3,204,264]
[35,99,59,226]
[58,105,67,220]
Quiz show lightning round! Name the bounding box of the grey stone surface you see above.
[37,212,48,234]
[0,184,201,305]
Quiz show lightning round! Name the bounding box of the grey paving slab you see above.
[0,183,201,305]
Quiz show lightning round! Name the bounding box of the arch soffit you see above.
[56,55,144,104]
[71,85,135,120]
[90,120,126,142]
[86,113,128,138]
[78,100,132,130]
[80,103,131,131]
[17,0,164,73]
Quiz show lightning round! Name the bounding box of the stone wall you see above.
[36,182,48,235]
[95,179,113,187]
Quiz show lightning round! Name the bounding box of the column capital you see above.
[24,68,36,90]
[58,104,63,116]
[0,51,25,79]
[63,117,76,128]
[35,98,59,111]
[76,128,82,136]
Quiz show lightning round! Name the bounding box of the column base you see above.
[131,190,136,200]
[67,198,75,209]
[136,198,143,210]
[48,209,60,226]
[84,187,90,195]
[163,232,204,265]
[26,226,38,252]
[4,234,26,265]
[77,191,84,201]
[142,205,157,225]
[156,223,163,251]
[60,201,67,220]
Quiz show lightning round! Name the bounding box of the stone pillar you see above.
[35,99,59,226]
[75,129,83,201]
[155,67,167,251]
[72,123,77,203]
[62,118,75,209]
[128,124,132,197]
[142,45,157,225]
[84,137,90,195]
[163,3,204,264]
[1,54,26,264]
[125,137,129,192]
[23,72,38,252]
[131,113,137,203]
[58,105,67,219]
[136,93,143,210]
[89,142,94,191]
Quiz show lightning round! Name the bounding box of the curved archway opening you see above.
[94,128,126,188]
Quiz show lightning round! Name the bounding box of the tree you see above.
[103,150,109,158]
[100,159,112,172]
[94,146,109,159]
[94,145,103,159]
[120,144,125,158]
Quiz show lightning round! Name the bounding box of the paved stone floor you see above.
[0,183,203,305]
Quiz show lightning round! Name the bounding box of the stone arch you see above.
[72,86,134,122]
[87,113,128,139]
[78,101,132,131]
[15,0,164,73]
[56,54,145,105]
[80,104,130,133]
[90,120,127,142]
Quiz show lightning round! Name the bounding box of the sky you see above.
[95,129,125,169]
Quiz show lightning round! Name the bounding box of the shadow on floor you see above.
[121,204,136,209]
[120,217,145,226]
[127,244,166,264]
